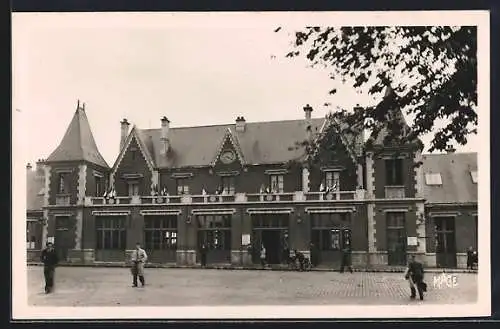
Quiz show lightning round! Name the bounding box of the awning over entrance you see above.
[92,210,131,216]
[246,208,294,214]
[305,207,355,214]
[140,209,182,216]
[191,208,236,215]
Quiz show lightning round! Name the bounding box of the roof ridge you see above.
[137,117,325,131]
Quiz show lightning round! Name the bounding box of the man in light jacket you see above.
[130,242,148,287]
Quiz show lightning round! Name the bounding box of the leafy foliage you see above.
[279,26,477,153]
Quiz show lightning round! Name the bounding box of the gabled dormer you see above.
[365,85,424,199]
[210,127,245,194]
[306,107,363,193]
[111,124,156,197]
[44,101,110,205]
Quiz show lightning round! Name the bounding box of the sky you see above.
[12,12,481,168]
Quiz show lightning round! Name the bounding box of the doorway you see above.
[251,213,290,265]
[252,229,288,264]
[386,212,407,266]
[435,216,457,268]
[54,216,73,262]
[311,228,351,268]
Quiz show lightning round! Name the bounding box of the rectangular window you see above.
[270,174,284,193]
[221,176,235,194]
[26,222,38,249]
[470,170,478,184]
[324,171,340,190]
[385,158,403,186]
[425,173,442,186]
[197,215,231,251]
[387,212,405,228]
[128,181,139,196]
[144,216,178,250]
[95,176,103,196]
[176,178,190,195]
[95,217,126,250]
[57,173,67,194]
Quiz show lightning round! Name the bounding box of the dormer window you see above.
[325,171,340,191]
[176,178,190,195]
[128,181,139,196]
[270,174,284,193]
[57,173,67,194]
[470,170,478,184]
[425,173,442,186]
[221,176,235,194]
[385,158,403,186]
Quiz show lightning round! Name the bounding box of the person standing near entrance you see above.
[340,243,353,273]
[260,244,266,268]
[41,242,59,294]
[405,255,425,300]
[130,242,148,287]
[200,243,208,268]
[310,242,319,268]
[466,246,475,270]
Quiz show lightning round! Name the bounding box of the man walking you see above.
[130,242,148,287]
[41,242,59,294]
[405,255,425,300]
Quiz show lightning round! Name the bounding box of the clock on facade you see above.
[220,150,236,164]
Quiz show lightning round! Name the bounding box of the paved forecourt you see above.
[27,266,477,306]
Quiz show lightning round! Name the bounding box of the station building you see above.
[25,95,478,269]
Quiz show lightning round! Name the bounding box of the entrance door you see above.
[55,216,72,262]
[311,228,351,268]
[387,212,407,266]
[196,214,232,264]
[435,216,457,268]
[252,229,288,264]
[251,213,290,265]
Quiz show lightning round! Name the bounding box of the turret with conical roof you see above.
[46,101,109,168]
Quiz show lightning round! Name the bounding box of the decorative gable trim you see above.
[111,126,155,180]
[314,117,359,165]
[211,128,246,167]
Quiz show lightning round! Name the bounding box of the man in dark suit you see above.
[340,244,353,273]
[405,255,425,300]
[41,242,59,294]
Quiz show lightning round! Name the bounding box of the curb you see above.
[27,262,478,274]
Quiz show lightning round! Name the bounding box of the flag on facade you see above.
[202,188,207,195]
[319,183,325,192]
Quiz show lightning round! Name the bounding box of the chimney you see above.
[35,159,45,177]
[120,119,130,151]
[235,116,246,132]
[446,145,456,154]
[303,104,313,140]
[160,116,170,155]
[26,163,32,170]
[303,104,313,121]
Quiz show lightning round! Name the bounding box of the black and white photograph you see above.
[12,11,490,319]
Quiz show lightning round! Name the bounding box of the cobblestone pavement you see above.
[27,267,477,306]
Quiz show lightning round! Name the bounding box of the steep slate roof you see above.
[422,152,477,204]
[136,118,327,168]
[46,107,109,168]
[26,168,44,212]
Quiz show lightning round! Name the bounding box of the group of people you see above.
[39,241,455,302]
